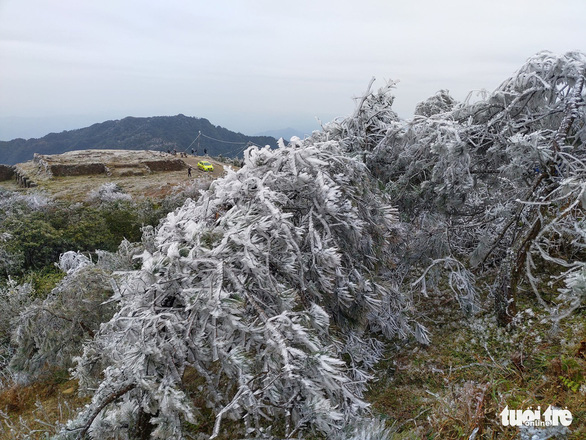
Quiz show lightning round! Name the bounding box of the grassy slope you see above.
[0,374,89,439]
[367,282,586,440]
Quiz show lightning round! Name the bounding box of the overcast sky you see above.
[0,0,584,140]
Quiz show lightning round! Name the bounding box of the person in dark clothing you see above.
[188,166,192,177]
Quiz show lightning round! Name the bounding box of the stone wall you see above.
[13,166,36,187]
[0,164,14,181]
[142,159,186,172]
[49,163,107,177]
[26,152,187,178]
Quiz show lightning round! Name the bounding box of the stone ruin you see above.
[0,165,14,182]
[0,164,36,188]
[33,150,187,178]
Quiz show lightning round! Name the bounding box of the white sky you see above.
[0,0,585,140]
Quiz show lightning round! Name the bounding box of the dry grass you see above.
[367,286,586,440]
[0,372,90,439]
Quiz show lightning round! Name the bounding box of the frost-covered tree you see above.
[0,281,34,384]
[320,51,586,326]
[0,232,24,278]
[414,89,457,118]
[9,245,141,380]
[87,183,132,203]
[56,138,410,439]
[0,190,52,277]
[10,265,114,379]
[57,251,92,274]
[0,189,51,216]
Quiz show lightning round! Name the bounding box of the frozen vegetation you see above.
[0,51,585,439]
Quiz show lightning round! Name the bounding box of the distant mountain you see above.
[254,127,309,141]
[0,115,277,165]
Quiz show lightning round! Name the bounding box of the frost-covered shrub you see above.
[87,182,132,203]
[159,179,211,213]
[58,138,409,439]
[0,281,35,385]
[8,241,143,381]
[10,263,118,378]
[0,281,34,347]
[544,264,586,332]
[317,51,586,326]
[0,233,24,277]
[0,191,53,276]
[0,189,51,216]
[414,89,457,117]
[94,239,145,272]
[56,251,92,275]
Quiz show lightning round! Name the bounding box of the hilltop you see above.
[0,149,230,201]
[0,114,277,165]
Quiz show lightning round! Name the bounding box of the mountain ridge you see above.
[0,114,277,165]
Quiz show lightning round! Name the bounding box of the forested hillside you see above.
[0,51,585,439]
[0,115,277,165]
